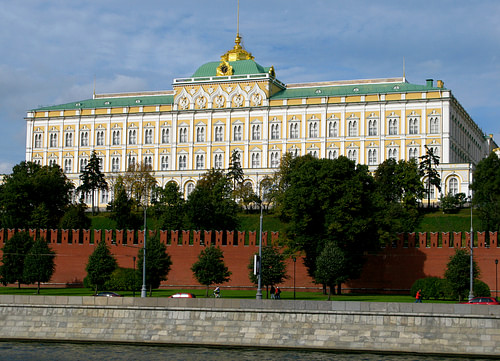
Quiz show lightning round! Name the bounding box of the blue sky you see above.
[1,0,499,173]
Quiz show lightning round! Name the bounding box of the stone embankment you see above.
[0,295,499,357]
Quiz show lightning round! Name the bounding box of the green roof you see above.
[192,60,270,77]
[271,81,447,99]
[32,95,174,111]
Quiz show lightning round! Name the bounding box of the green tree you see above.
[235,182,260,212]
[136,234,172,296]
[191,246,231,296]
[315,243,349,300]
[59,202,91,230]
[419,145,442,207]
[0,162,74,229]
[248,245,288,298]
[23,238,56,294]
[471,152,500,232]
[151,182,185,230]
[276,155,379,287]
[107,176,141,229]
[227,150,244,199]
[185,168,240,231]
[77,151,108,215]
[374,158,425,242]
[85,241,117,294]
[0,232,34,287]
[444,249,480,301]
[123,162,157,210]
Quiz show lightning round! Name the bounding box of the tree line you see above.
[0,150,499,296]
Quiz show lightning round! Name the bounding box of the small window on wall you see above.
[186,182,195,197]
[214,126,224,141]
[368,119,377,136]
[252,124,260,140]
[388,119,398,135]
[348,120,358,137]
[328,121,338,137]
[65,133,73,147]
[233,125,242,141]
[214,154,223,169]
[161,156,169,170]
[271,124,280,140]
[290,123,299,139]
[161,128,170,144]
[328,150,337,159]
[179,155,187,170]
[196,127,205,142]
[368,149,377,165]
[270,152,280,168]
[430,117,439,134]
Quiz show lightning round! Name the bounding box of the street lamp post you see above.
[141,202,147,298]
[496,259,498,299]
[293,257,296,300]
[468,162,474,301]
[133,256,136,298]
[256,202,263,300]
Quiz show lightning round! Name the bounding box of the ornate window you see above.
[251,124,260,140]
[289,122,299,139]
[34,133,43,148]
[347,149,357,162]
[144,155,153,169]
[408,118,419,134]
[328,121,338,137]
[388,148,398,160]
[270,124,279,140]
[251,153,260,168]
[161,156,169,170]
[98,157,104,171]
[64,158,72,173]
[196,154,205,170]
[233,125,243,141]
[308,149,318,158]
[161,128,170,144]
[186,182,195,197]
[111,157,120,172]
[80,158,88,171]
[408,147,419,160]
[328,150,337,159]
[96,130,105,146]
[388,118,398,135]
[65,132,73,147]
[214,126,224,142]
[214,153,223,169]
[429,117,439,134]
[308,121,319,138]
[80,131,89,146]
[179,127,188,143]
[368,149,377,165]
[270,151,280,168]
[196,127,205,142]
[144,129,153,144]
[127,156,136,169]
[368,119,377,136]
[49,133,58,147]
[101,189,109,204]
[128,129,137,145]
[178,155,187,170]
[112,130,120,145]
[348,120,358,137]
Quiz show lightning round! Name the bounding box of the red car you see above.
[463,297,500,305]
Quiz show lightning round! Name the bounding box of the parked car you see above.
[169,293,196,298]
[462,297,500,305]
[95,292,122,297]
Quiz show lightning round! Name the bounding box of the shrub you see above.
[410,277,448,300]
[104,267,141,291]
[473,280,491,297]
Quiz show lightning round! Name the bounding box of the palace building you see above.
[25,33,496,206]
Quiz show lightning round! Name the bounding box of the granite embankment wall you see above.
[0,295,499,357]
[1,229,500,293]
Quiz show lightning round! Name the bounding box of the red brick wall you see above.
[2,229,499,293]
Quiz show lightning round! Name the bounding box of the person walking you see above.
[270,285,275,299]
[415,289,423,303]
[275,286,281,300]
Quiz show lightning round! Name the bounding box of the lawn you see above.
[0,287,453,303]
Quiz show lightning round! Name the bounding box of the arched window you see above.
[328,150,337,159]
[271,124,280,139]
[449,177,459,196]
[430,117,439,134]
[328,121,338,137]
[214,154,223,169]
[64,159,72,173]
[309,122,318,138]
[144,129,153,144]
[368,149,377,165]
[161,128,170,143]
[233,125,242,141]
[49,133,58,147]
[196,127,205,142]
[112,157,120,172]
[196,154,205,170]
[65,133,73,147]
[112,130,120,145]
[96,131,104,146]
[347,149,357,162]
[128,130,136,145]
[186,182,195,197]
[409,118,419,134]
[178,155,187,170]
[368,119,377,136]
[251,153,260,168]
[290,123,299,139]
[161,156,169,170]
[270,152,280,168]
[214,126,224,141]
[348,121,358,137]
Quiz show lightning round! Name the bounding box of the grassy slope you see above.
[91,208,481,234]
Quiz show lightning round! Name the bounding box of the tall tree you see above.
[227,150,244,199]
[276,155,379,287]
[59,202,91,230]
[419,145,441,207]
[470,152,500,232]
[191,246,231,297]
[85,241,117,294]
[77,151,108,215]
[248,245,288,298]
[185,168,239,231]
[123,162,157,209]
[0,232,34,288]
[107,176,141,229]
[151,182,185,230]
[136,234,172,296]
[444,249,480,301]
[315,243,348,300]
[23,238,56,294]
[0,162,74,229]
